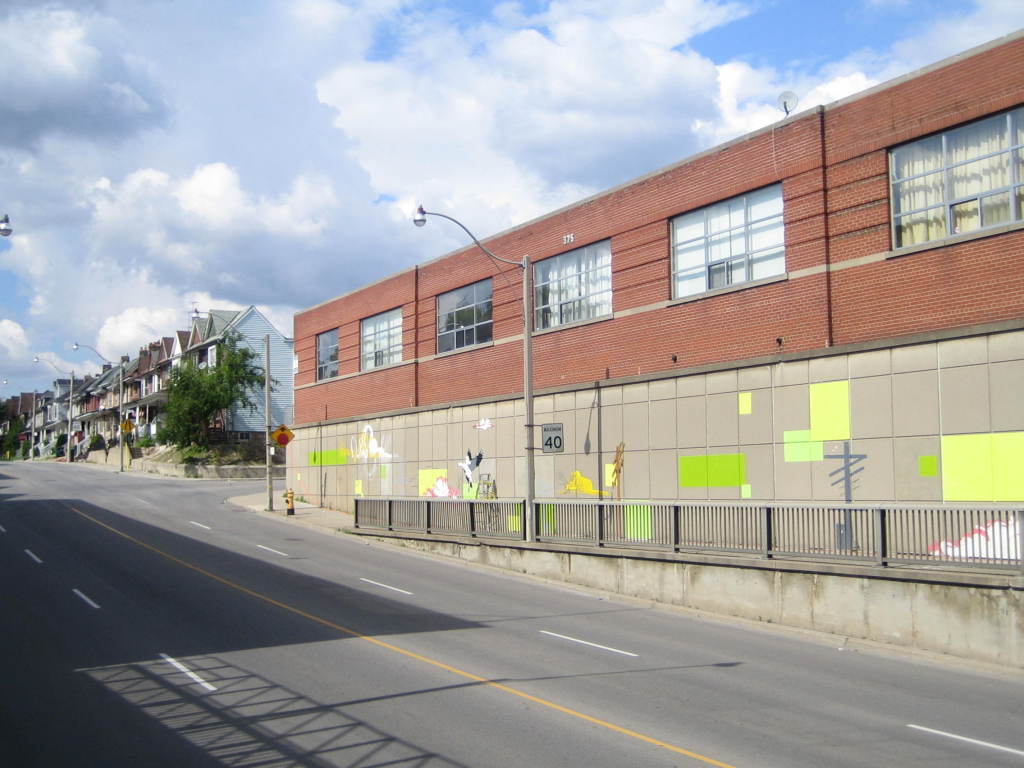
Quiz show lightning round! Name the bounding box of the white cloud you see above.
[0,319,30,360]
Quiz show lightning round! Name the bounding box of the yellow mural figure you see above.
[562,470,606,497]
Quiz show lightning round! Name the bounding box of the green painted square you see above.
[624,505,652,539]
[462,483,478,499]
[741,484,752,499]
[783,430,824,463]
[738,392,752,415]
[540,503,557,535]
[679,453,746,488]
[918,455,938,477]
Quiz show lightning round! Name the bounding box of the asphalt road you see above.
[2,461,1022,767]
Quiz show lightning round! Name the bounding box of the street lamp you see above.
[33,356,74,463]
[413,205,536,542]
[0,214,11,237]
[73,342,125,473]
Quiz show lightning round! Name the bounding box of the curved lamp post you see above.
[413,205,536,542]
[73,342,125,473]
[0,214,11,237]
[33,356,74,463]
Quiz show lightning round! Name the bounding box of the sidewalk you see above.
[228,492,355,536]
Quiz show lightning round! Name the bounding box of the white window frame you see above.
[670,184,786,299]
[533,240,612,331]
[889,106,1024,249]
[361,308,403,370]
[437,279,493,354]
[316,328,339,381]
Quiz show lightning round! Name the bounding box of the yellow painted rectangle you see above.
[738,392,752,415]
[418,468,447,496]
[993,432,1024,501]
[809,380,850,441]
[942,433,994,502]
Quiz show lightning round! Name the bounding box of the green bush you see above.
[137,435,155,449]
[88,433,105,450]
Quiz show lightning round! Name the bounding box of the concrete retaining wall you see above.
[82,449,285,479]
[371,536,1023,667]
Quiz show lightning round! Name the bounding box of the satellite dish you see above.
[777,91,799,116]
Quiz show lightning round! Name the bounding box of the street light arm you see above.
[415,207,525,269]
[72,341,112,364]
[33,355,72,376]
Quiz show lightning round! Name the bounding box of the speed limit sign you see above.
[541,423,564,453]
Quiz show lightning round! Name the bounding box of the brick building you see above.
[290,31,1024,512]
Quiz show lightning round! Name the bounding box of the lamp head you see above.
[72,342,80,351]
[0,215,11,238]
[33,356,40,364]
[413,205,427,227]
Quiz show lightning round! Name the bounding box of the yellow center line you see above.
[73,506,737,768]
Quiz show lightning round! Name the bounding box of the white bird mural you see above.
[458,450,484,484]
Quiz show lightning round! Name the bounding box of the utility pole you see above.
[265,334,273,512]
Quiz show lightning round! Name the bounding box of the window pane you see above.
[707,202,730,233]
[891,135,942,180]
[893,172,944,214]
[438,333,453,354]
[708,233,730,262]
[709,262,728,290]
[949,153,1009,199]
[750,250,785,281]
[747,185,783,220]
[749,218,784,252]
[895,207,946,247]
[477,322,492,344]
[673,211,704,243]
[981,191,1010,227]
[951,199,980,234]
[946,113,1007,164]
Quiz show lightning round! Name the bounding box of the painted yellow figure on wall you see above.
[562,470,606,497]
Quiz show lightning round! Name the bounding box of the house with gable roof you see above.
[184,306,294,439]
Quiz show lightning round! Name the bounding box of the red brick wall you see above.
[823,35,1024,345]
[292,36,1024,426]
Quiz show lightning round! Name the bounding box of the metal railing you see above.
[355,498,1023,571]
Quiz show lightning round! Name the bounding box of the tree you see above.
[163,333,266,448]
[1,416,25,460]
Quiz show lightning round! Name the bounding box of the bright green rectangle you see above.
[918,455,938,477]
[309,449,348,466]
[540,503,557,535]
[462,482,478,499]
[809,380,850,441]
[624,505,652,539]
[741,484,752,499]
[784,430,824,462]
[738,392,752,415]
[679,454,746,488]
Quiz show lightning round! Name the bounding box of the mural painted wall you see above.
[287,329,1024,512]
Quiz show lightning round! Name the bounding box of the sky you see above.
[1,0,1022,394]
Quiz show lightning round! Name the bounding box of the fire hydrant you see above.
[286,489,295,516]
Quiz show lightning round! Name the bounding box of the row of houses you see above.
[1,306,294,459]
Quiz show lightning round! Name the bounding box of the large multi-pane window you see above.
[361,308,403,370]
[316,328,338,380]
[890,106,1024,248]
[534,240,612,331]
[437,279,492,354]
[671,185,785,299]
